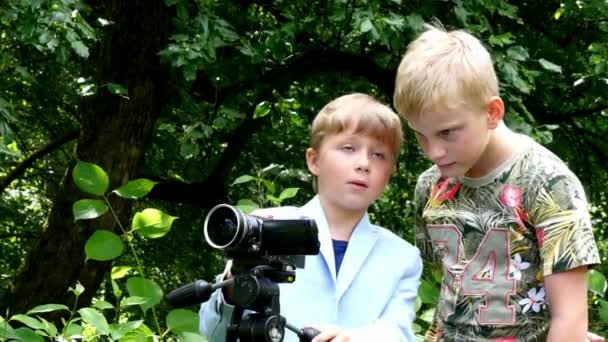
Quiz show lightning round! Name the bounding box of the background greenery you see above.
[1,0,607,340]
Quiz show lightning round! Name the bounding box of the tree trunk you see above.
[3,0,172,314]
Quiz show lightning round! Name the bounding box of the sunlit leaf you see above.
[93,300,115,310]
[132,208,177,239]
[538,58,562,73]
[111,266,134,279]
[27,304,69,314]
[279,187,299,201]
[85,230,124,261]
[126,277,163,313]
[177,332,207,342]
[236,199,259,214]
[73,199,108,222]
[109,320,143,340]
[78,308,110,335]
[10,315,45,330]
[166,309,200,333]
[72,161,109,196]
[113,179,157,199]
[588,269,607,297]
[122,296,150,307]
[231,175,255,185]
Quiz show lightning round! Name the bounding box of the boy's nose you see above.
[355,153,370,172]
[426,142,447,161]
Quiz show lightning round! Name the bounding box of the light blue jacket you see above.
[199,196,422,342]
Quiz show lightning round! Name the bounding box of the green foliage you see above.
[0,161,204,341]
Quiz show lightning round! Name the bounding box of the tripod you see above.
[167,262,320,342]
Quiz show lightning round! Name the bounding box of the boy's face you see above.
[306,129,394,213]
[407,101,500,178]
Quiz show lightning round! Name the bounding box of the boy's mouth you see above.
[348,180,368,188]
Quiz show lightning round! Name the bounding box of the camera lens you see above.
[204,205,243,248]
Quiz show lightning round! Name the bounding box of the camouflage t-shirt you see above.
[415,136,600,342]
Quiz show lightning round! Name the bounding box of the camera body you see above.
[203,204,320,269]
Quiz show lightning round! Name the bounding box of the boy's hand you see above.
[312,325,354,342]
[587,331,605,342]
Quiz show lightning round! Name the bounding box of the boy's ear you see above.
[487,96,505,129]
[306,147,320,175]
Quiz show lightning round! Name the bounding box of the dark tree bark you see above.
[2,0,172,313]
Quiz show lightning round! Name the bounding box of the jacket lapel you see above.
[301,196,337,284]
[335,214,378,300]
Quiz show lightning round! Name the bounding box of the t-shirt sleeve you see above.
[529,173,601,276]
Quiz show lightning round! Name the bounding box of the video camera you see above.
[168,204,321,342]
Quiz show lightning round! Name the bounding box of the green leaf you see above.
[10,315,45,330]
[417,279,440,304]
[414,296,422,313]
[266,194,281,206]
[111,279,122,297]
[0,317,17,340]
[63,322,83,339]
[598,299,608,321]
[506,46,529,61]
[131,208,177,239]
[253,101,271,118]
[122,296,149,307]
[113,179,157,199]
[70,40,89,58]
[554,7,565,20]
[107,83,128,96]
[72,161,109,196]
[73,199,108,222]
[360,18,373,33]
[236,199,259,214]
[120,323,155,342]
[177,332,207,342]
[588,269,607,297]
[538,58,562,73]
[166,309,200,333]
[279,187,300,201]
[85,230,124,261]
[111,266,134,279]
[78,308,110,335]
[126,277,163,313]
[93,300,115,310]
[13,327,44,342]
[231,175,255,185]
[27,304,69,315]
[109,320,143,340]
[419,308,435,323]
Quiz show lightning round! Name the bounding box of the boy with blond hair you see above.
[393,24,601,342]
[200,93,422,342]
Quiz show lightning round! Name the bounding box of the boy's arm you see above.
[530,174,600,342]
[198,262,235,341]
[544,266,588,342]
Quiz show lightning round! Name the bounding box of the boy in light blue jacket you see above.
[199,93,423,342]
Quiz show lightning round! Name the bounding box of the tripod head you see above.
[167,261,321,342]
[167,204,322,342]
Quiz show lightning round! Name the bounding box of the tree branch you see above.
[0,130,79,195]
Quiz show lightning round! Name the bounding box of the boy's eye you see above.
[372,151,386,160]
[439,129,454,138]
[341,145,354,151]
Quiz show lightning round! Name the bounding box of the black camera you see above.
[168,204,322,342]
[203,204,320,263]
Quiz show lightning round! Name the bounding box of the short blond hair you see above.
[393,24,498,118]
[310,93,403,162]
